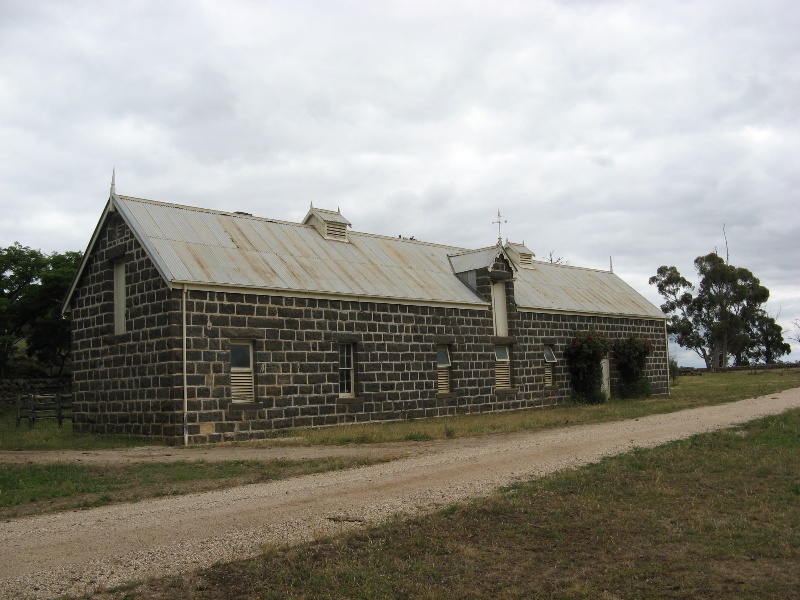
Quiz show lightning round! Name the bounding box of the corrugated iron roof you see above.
[448,246,506,274]
[511,261,666,318]
[116,196,488,307]
[64,193,665,319]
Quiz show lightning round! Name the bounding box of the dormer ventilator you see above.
[303,204,352,242]
[505,242,535,268]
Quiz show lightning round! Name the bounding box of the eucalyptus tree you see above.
[649,252,786,369]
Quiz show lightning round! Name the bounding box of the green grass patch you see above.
[277,368,800,446]
[110,409,800,599]
[0,457,380,518]
[3,369,798,452]
[0,407,152,451]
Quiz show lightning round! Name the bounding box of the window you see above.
[339,343,355,397]
[495,346,511,389]
[436,345,452,394]
[543,346,557,386]
[230,341,254,403]
[113,259,126,335]
[491,281,508,336]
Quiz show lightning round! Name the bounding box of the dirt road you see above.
[2,389,799,599]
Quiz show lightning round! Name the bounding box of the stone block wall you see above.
[511,311,670,401]
[68,213,182,439]
[67,217,669,445]
[180,290,503,444]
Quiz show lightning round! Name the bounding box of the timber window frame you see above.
[543,345,557,386]
[436,345,452,394]
[494,346,511,389]
[339,343,356,398]
[113,258,126,335]
[230,341,255,404]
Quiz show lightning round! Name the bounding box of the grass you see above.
[0,457,382,519]
[271,367,800,446]
[0,407,152,451]
[2,369,798,452]
[1,369,798,522]
[102,408,800,599]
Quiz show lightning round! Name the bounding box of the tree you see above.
[790,319,800,345]
[746,311,791,365]
[24,250,82,375]
[543,250,569,265]
[649,252,784,370]
[0,244,81,377]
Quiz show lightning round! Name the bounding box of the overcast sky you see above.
[1,0,798,366]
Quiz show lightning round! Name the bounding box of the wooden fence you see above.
[15,392,73,428]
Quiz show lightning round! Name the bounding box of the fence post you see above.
[27,393,35,429]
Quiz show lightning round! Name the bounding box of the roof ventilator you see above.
[302,204,352,242]
[505,242,535,268]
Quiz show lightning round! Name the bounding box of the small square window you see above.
[494,346,509,361]
[543,346,556,363]
[231,343,252,369]
[437,346,451,367]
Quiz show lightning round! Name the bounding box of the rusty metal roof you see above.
[64,193,665,319]
[511,260,666,318]
[115,195,489,307]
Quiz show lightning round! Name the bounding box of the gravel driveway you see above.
[2,388,799,599]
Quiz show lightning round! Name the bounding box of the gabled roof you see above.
[512,261,666,318]
[302,206,351,226]
[63,191,666,320]
[448,244,513,274]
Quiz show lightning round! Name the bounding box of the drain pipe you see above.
[182,285,189,446]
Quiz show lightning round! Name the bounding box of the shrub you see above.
[564,330,610,404]
[617,379,653,399]
[612,336,654,399]
[613,336,654,384]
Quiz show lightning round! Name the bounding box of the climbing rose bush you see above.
[612,336,654,398]
[564,330,610,404]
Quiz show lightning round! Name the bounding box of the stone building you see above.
[63,185,669,445]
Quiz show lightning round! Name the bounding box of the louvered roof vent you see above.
[505,242,535,268]
[302,205,352,242]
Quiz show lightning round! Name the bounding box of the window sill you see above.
[227,402,262,411]
[337,396,361,405]
[495,388,517,396]
[436,392,456,399]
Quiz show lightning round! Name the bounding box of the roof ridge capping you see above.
[115,196,466,250]
[116,195,305,226]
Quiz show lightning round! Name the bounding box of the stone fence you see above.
[0,378,71,409]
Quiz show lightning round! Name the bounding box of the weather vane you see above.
[492,209,507,244]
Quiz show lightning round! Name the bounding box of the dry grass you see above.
[102,409,800,599]
[261,367,800,446]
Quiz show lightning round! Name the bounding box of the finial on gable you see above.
[110,167,116,195]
